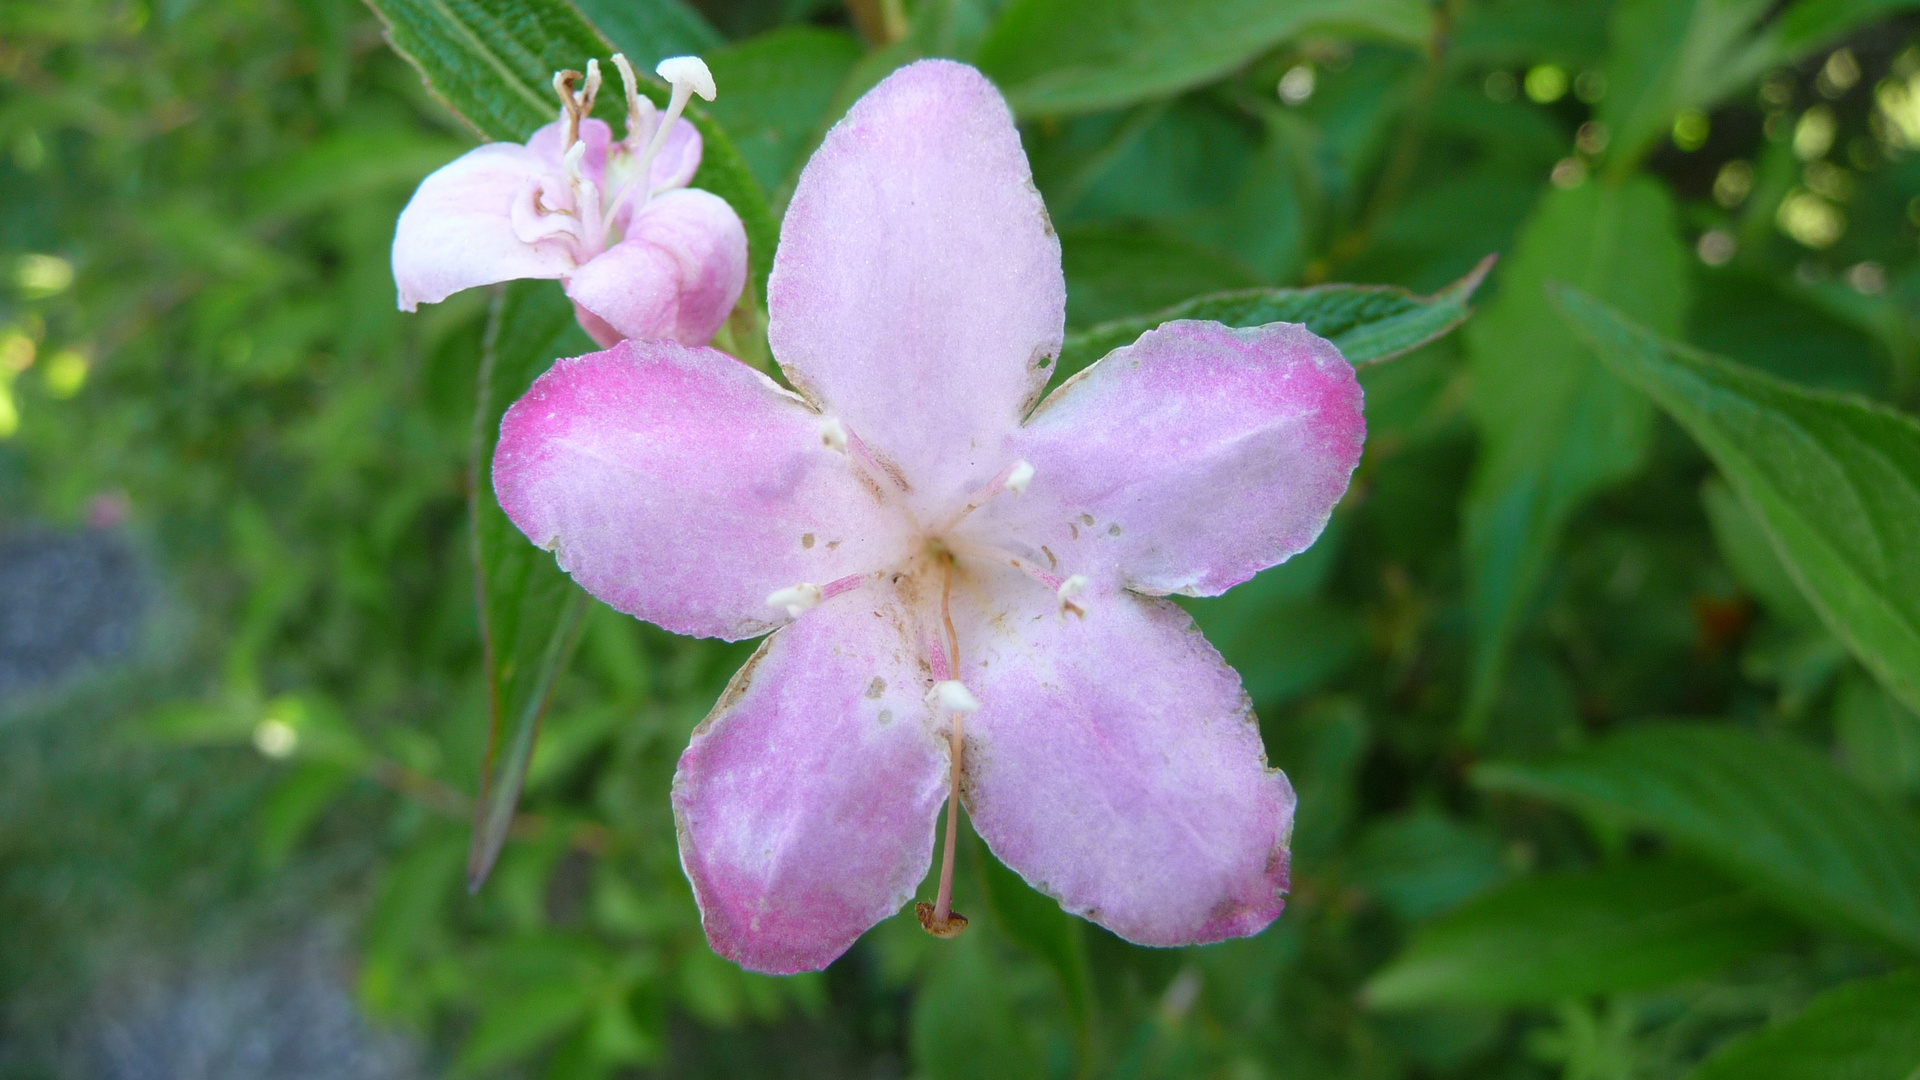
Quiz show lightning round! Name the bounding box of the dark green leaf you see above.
[1353,809,1509,924]
[1599,0,1920,170]
[970,831,1095,1068]
[1060,224,1259,330]
[703,27,864,197]
[1703,475,1823,628]
[466,281,595,890]
[1462,179,1688,734]
[1364,858,1799,1008]
[1835,673,1920,801]
[1476,723,1920,954]
[1688,968,1920,1080]
[975,0,1430,117]
[571,0,718,69]
[1556,286,1920,717]
[1057,253,1492,380]
[911,931,1047,1080]
[363,0,777,286]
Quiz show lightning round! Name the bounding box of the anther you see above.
[766,582,823,619]
[553,69,584,149]
[929,680,980,714]
[1056,574,1088,618]
[1005,459,1034,494]
[819,416,848,453]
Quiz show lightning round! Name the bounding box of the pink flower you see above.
[392,56,747,347]
[492,60,1365,974]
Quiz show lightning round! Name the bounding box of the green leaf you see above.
[1461,179,1689,735]
[1060,225,1258,330]
[1476,723,1920,955]
[1689,967,1920,1080]
[1599,0,1920,170]
[570,0,718,69]
[702,27,864,197]
[1703,475,1822,628]
[1057,253,1492,381]
[911,930,1047,1080]
[1353,809,1509,924]
[466,281,595,890]
[363,0,778,286]
[975,0,1431,117]
[1364,858,1799,1008]
[1835,673,1920,801]
[970,831,1095,1070]
[255,763,357,871]
[1555,286,1920,718]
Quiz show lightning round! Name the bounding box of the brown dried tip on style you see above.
[916,902,969,939]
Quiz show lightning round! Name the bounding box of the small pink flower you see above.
[392,56,747,347]
[492,61,1365,973]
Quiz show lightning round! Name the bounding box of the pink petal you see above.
[608,119,705,235]
[526,117,612,185]
[492,339,910,640]
[564,188,747,346]
[767,60,1065,508]
[953,571,1294,946]
[392,142,576,310]
[673,590,948,973]
[987,320,1364,597]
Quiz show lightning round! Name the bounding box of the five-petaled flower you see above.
[393,55,747,347]
[492,60,1365,974]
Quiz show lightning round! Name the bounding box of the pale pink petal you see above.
[647,118,702,193]
[492,339,910,639]
[767,60,1065,508]
[952,570,1294,946]
[981,320,1364,597]
[673,589,948,973]
[392,143,576,310]
[607,120,705,236]
[526,117,612,185]
[564,188,747,346]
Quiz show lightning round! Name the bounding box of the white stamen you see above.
[580,59,602,113]
[930,680,981,714]
[767,582,823,619]
[609,54,654,149]
[631,55,715,202]
[655,56,716,101]
[1005,459,1034,495]
[562,138,587,180]
[1056,574,1087,615]
[819,416,848,453]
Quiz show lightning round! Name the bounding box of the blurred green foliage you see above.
[6,0,1920,1076]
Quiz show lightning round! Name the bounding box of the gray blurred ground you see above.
[0,526,425,1080]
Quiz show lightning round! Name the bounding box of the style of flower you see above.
[491,61,1365,974]
[392,55,747,347]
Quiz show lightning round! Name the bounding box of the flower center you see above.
[763,418,1093,939]
[534,54,715,264]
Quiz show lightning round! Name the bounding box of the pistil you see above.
[918,556,971,938]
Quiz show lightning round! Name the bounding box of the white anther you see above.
[767,582,822,619]
[656,56,716,101]
[562,138,587,179]
[1005,459,1034,495]
[580,58,602,111]
[819,416,848,453]
[930,680,981,714]
[1056,574,1087,615]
